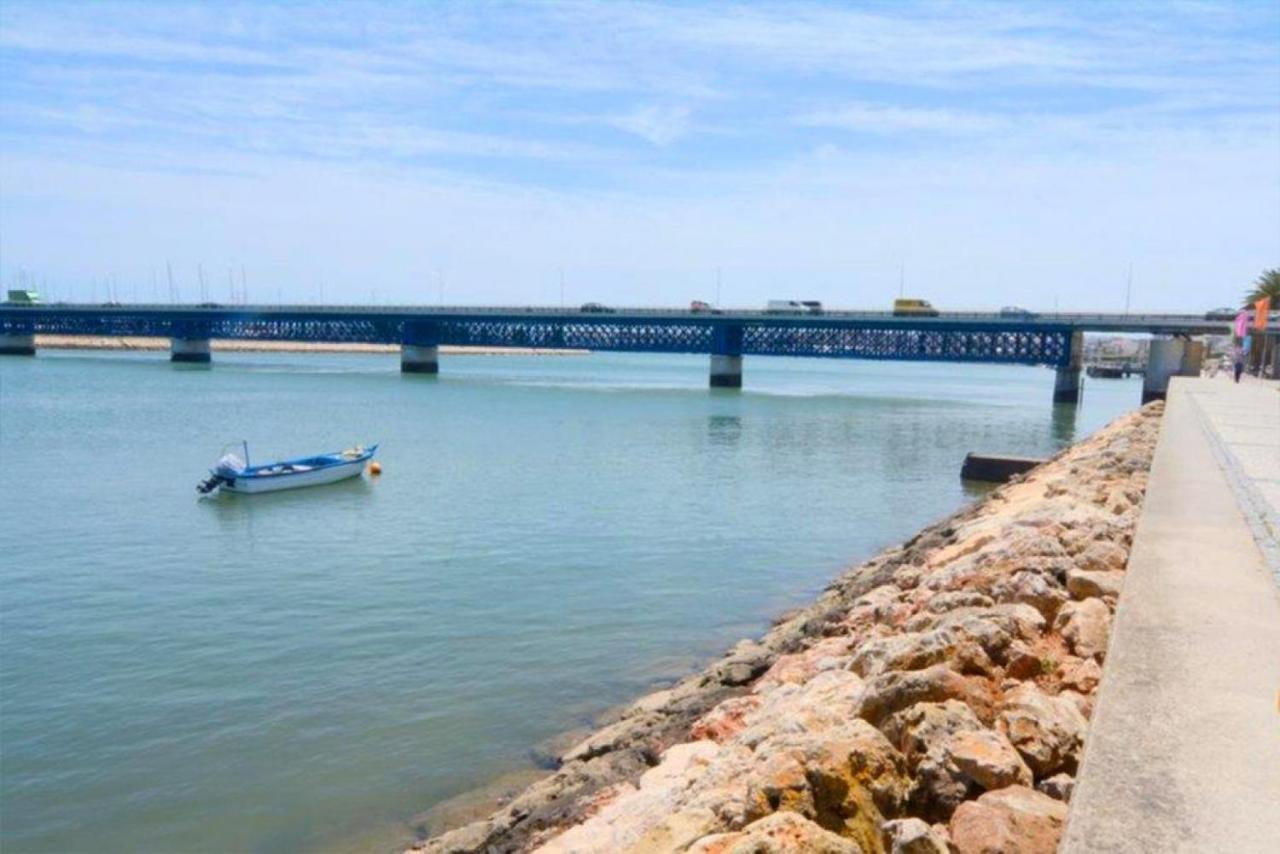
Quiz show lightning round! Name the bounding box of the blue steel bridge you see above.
[0,303,1232,402]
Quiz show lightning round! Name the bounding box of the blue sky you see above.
[1,0,1277,310]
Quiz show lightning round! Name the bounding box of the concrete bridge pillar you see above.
[401,321,442,374]
[1180,339,1206,376]
[1053,330,1084,404]
[401,344,440,374]
[709,354,743,388]
[170,338,211,363]
[0,332,36,355]
[1143,337,1197,403]
[709,324,745,388]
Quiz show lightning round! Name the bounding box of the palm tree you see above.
[1243,267,1280,307]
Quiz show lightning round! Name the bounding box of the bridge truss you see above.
[1,308,1078,367]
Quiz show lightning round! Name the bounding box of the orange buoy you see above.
[368,461,382,476]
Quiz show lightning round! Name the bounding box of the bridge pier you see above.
[1142,337,1202,403]
[401,344,439,374]
[1053,330,1084,404]
[709,354,743,388]
[170,338,211,363]
[0,332,36,356]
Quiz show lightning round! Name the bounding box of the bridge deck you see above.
[0,304,1240,369]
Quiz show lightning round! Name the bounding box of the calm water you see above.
[0,350,1142,853]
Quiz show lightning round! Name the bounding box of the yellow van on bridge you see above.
[893,298,938,317]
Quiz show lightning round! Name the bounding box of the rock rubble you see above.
[412,402,1163,853]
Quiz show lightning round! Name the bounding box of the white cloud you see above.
[796,104,1005,135]
[609,105,692,146]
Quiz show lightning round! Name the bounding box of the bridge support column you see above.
[710,324,744,389]
[401,344,439,374]
[1180,339,1205,377]
[1053,330,1084,404]
[709,354,743,388]
[1142,337,1193,403]
[170,338,211,363]
[0,332,36,356]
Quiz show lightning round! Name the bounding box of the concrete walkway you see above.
[1062,377,1280,852]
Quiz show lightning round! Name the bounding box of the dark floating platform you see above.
[961,453,1046,483]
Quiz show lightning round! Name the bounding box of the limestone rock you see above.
[880,817,949,853]
[1036,772,1075,802]
[991,570,1067,621]
[1077,541,1128,572]
[948,785,1067,854]
[686,811,863,854]
[855,665,993,727]
[1053,597,1112,660]
[741,718,910,849]
[946,729,1033,791]
[1057,656,1102,694]
[849,613,1012,678]
[923,590,993,614]
[1002,641,1043,681]
[691,696,762,743]
[998,684,1087,777]
[1065,569,1124,600]
[627,807,720,852]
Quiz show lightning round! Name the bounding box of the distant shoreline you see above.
[33,335,588,356]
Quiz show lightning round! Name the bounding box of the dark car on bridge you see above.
[580,302,614,313]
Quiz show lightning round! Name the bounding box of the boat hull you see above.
[220,457,369,494]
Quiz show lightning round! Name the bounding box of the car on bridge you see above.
[766,300,823,315]
[1000,305,1036,318]
[5,289,41,305]
[892,298,939,317]
[579,302,614,313]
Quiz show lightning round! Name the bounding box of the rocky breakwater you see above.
[415,402,1164,854]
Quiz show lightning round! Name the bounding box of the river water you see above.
[0,350,1142,852]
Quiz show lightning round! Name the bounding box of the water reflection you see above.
[1050,402,1079,447]
[204,477,376,545]
[706,414,742,446]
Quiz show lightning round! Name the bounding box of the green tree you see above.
[1243,267,1280,307]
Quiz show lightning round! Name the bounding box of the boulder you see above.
[1057,656,1103,694]
[691,696,762,743]
[848,613,1012,678]
[627,807,720,852]
[742,718,911,848]
[946,729,1033,791]
[1002,641,1044,681]
[1053,598,1112,660]
[923,590,994,614]
[686,811,863,854]
[991,571,1067,621]
[1077,541,1128,572]
[1065,569,1124,600]
[855,665,994,727]
[880,817,949,853]
[1036,772,1075,802]
[948,785,1067,854]
[997,683,1087,777]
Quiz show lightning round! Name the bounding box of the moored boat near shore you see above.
[197,443,377,495]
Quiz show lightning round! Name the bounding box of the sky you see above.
[1,0,1278,311]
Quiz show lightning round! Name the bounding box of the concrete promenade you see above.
[1062,377,1280,852]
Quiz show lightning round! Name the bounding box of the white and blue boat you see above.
[197,442,378,495]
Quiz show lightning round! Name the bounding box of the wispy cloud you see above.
[796,104,1005,135]
[610,105,692,146]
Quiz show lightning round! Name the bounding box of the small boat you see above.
[197,442,377,495]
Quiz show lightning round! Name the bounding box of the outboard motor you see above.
[196,452,246,495]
